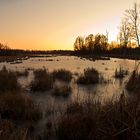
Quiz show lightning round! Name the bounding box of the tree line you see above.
[74,3,140,55]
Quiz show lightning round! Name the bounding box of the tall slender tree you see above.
[119,17,131,47]
[125,3,140,47]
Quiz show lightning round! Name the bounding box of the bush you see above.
[52,69,72,82]
[0,93,42,121]
[30,69,54,92]
[0,66,21,92]
[77,68,99,84]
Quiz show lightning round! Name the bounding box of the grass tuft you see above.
[52,69,72,82]
[126,70,140,92]
[30,69,54,92]
[0,66,21,92]
[115,66,128,79]
[77,68,99,84]
[0,93,42,122]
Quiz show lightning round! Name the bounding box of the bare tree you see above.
[125,3,140,47]
[119,17,131,47]
[106,30,109,42]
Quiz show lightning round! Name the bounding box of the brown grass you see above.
[77,68,99,84]
[30,68,54,92]
[52,69,72,82]
[0,66,21,92]
[126,70,140,92]
[52,84,72,98]
[56,94,140,140]
[16,69,29,77]
[0,93,42,122]
[115,66,128,79]
[0,119,31,140]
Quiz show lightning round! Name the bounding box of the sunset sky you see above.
[0,0,139,50]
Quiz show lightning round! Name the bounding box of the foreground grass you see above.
[0,119,32,140]
[56,94,140,140]
[30,69,54,92]
[0,93,42,121]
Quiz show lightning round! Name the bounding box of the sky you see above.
[0,0,139,50]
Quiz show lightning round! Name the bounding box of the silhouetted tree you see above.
[119,17,131,47]
[0,43,10,50]
[85,34,94,51]
[125,3,140,47]
[74,36,85,51]
[94,34,108,53]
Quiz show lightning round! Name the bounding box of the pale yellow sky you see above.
[0,0,139,50]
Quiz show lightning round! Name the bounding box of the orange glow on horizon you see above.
[0,0,139,50]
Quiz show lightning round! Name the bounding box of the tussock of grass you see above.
[77,68,99,84]
[52,84,72,98]
[0,93,42,121]
[0,66,21,92]
[115,66,128,79]
[56,95,140,140]
[52,69,72,82]
[30,69,54,92]
[126,70,140,92]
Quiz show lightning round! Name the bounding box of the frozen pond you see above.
[0,55,138,102]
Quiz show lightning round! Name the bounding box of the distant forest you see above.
[0,43,73,56]
[73,3,140,57]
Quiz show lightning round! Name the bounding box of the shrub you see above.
[0,66,20,92]
[77,68,99,84]
[30,69,54,92]
[52,69,72,82]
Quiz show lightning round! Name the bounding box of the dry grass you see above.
[52,84,72,98]
[56,94,140,140]
[77,68,99,84]
[0,119,31,140]
[0,66,21,92]
[30,68,54,92]
[52,69,72,82]
[115,66,128,79]
[16,69,29,77]
[126,70,140,92]
[0,93,42,122]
